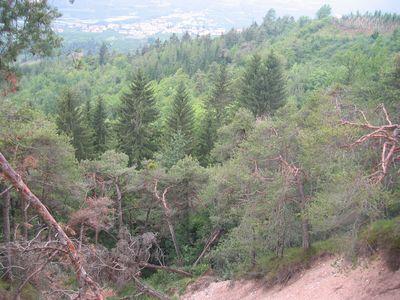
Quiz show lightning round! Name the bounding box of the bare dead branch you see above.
[132,276,170,300]
[14,250,59,300]
[0,152,103,300]
[342,104,400,184]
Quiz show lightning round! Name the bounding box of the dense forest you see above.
[1,2,400,299]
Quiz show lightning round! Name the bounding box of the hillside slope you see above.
[182,256,400,300]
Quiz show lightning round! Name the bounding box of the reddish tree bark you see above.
[342,104,400,184]
[0,152,103,299]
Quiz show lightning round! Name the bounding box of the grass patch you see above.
[249,237,343,284]
[359,216,400,271]
[114,263,209,299]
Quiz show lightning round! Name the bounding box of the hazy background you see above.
[49,0,400,52]
[51,0,400,23]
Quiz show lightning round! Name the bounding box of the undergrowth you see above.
[358,216,400,271]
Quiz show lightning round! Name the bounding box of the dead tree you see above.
[13,250,59,300]
[0,152,103,299]
[153,180,182,260]
[193,228,222,267]
[342,104,400,183]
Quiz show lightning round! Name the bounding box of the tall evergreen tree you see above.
[117,70,158,167]
[92,97,108,155]
[240,53,286,116]
[166,82,195,153]
[56,89,94,160]
[98,42,108,65]
[264,52,286,112]
[197,112,217,166]
[209,63,231,121]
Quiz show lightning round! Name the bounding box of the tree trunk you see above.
[166,217,181,260]
[138,262,192,277]
[22,198,28,240]
[301,218,310,250]
[2,187,13,281]
[0,152,103,299]
[153,183,181,260]
[95,228,99,245]
[114,180,123,231]
[132,276,170,300]
[193,228,221,267]
[297,177,310,250]
[78,224,84,252]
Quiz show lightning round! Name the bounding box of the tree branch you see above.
[0,152,103,299]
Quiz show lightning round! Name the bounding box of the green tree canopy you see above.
[117,69,158,167]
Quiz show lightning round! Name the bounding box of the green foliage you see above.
[166,82,195,153]
[0,0,61,72]
[3,6,400,295]
[56,88,94,160]
[212,108,254,162]
[92,96,108,154]
[359,217,400,271]
[240,52,286,116]
[117,69,158,166]
[99,42,109,66]
[316,5,332,19]
[157,130,188,169]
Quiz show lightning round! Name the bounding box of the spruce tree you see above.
[99,42,108,65]
[166,82,195,153]
[117,70,158,167]
[209,63,231,121]
[240,53,285,116]
[56,89,94,160]
[264,52,286,112]
[197,112,217,166]
[92,97,108,155]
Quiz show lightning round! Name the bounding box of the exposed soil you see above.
[182,256,400,300]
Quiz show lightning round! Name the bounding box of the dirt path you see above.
[182,257,400,300]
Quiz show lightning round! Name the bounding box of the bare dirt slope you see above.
[182,257,400,300]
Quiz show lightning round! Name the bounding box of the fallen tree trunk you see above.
[0,152,103,300]
[132,276,170,300]
[139,262,192,277]
[193,228,222,267]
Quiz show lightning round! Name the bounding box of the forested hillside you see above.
[1,3,400,299]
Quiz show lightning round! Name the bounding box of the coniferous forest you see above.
[1,1,400,299]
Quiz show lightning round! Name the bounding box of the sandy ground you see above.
[182,257,400,300]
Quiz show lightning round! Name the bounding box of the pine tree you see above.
[158,130,188,169]
[240,53,286,116]
[166,82,195,153]
[92,97,108,155]
[117,70,158,167]
[56,89,94,160]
